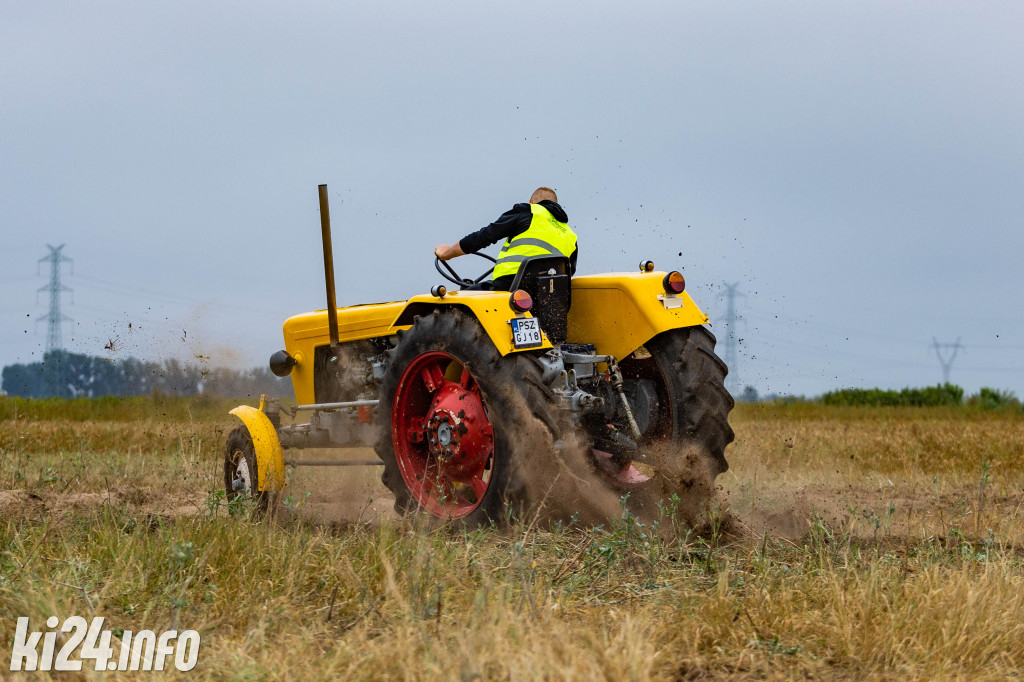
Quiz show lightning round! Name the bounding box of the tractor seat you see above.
[508,255,572,346]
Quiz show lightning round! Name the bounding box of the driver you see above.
[434,187,578,291]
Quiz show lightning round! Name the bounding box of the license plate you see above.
[510,317,543,349]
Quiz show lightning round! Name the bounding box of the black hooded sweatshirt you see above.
[458,200,578,291]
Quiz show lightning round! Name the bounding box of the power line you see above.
[743,305,927,346]
[962,342,1024,350]
[0,275,38,285]
[744,304,1024,351]
[740,330,1023,374]
[69,273,282,318]
[954,366,1024,373]
[70,274,208,308]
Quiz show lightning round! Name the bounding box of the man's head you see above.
[530,187,558,204]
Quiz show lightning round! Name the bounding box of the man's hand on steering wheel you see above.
[434,242,464,261]
[434,250,497,289]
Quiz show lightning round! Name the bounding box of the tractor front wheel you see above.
[223,426,271,516]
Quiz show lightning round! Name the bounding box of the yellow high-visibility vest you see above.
[493,204,577,280]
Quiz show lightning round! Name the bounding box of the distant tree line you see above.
[819,383,1021,410]
[1,350,289,399]
[733,383,1021,411]
[821,383,965,407]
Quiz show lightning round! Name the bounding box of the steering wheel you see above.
[435,252,497,289]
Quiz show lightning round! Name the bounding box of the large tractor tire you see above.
[598,326,735,495]
[375,309,560,526]
[223,425,271,517]
[645,326,735,474]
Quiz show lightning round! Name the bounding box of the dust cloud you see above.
[277,448,397,527]
[505,389,726,533]
[513,426,624,527]
[267,417,728,534]
[259,375,729,532]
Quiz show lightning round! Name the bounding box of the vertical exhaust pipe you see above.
[318,184,340,350]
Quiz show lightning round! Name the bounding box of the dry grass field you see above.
[2,396,1023,679]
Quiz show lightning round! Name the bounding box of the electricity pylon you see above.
[931,337,962,384]
[722,282,744,396]
[37,244,73,353]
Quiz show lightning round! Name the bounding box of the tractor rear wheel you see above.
[646,326,735,474]
[223,426,271,516]
[375,309,559,526]
[596,326,735,492]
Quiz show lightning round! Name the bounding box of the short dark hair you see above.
[530,187,557,203]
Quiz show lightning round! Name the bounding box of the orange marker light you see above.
[639,260,655,272]
[431,285,447,298]
[509,289,533,312]
[663,271,685,294]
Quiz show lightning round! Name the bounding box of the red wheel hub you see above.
[392,352,495,519]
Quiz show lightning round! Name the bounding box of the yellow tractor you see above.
[225,186,734,524]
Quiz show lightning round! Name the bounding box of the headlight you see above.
[269,350,297,377]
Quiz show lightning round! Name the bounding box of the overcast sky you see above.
[2,1,1022,398]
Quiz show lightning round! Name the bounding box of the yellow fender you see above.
[228,405,286,492]
[279,291,554,404]
[567,271,711,361]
